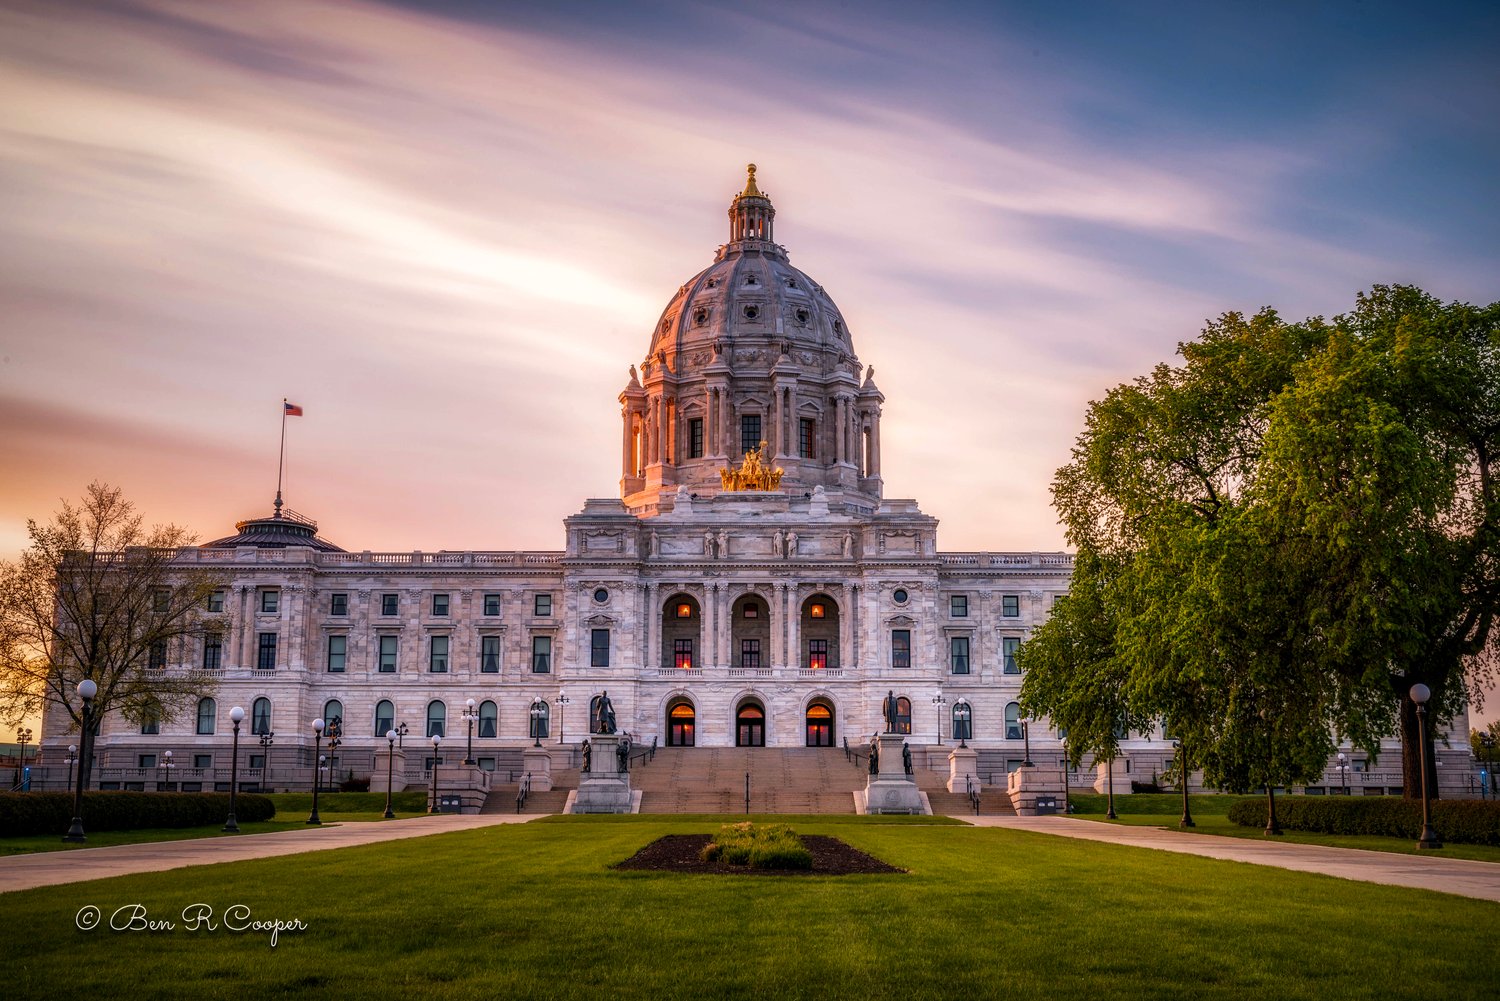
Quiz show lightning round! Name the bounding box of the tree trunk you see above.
[1397,697,1440,801]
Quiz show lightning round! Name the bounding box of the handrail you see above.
[966,773,980,815]
[516,773,531,813]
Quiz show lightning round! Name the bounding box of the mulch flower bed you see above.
[614,834,905,876]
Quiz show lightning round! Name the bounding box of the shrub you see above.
[1226,796,1500,845]
[0,792,276,838]
[700,821,813,870]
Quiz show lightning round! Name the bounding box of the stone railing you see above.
[174,548,566,568]
[938,552,1075,569]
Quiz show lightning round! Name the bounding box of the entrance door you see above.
[668,702,695,746]
[805,703,834,746]
[736,704,765,747]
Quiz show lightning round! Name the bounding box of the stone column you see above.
[644,582,657,673]
[787,583,801,671]
[702,583,716,670]
[770,583,785,671]
[834,397,846,464]
[621,407,632,478]
[871,409,882,475]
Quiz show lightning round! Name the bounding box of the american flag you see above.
[284,402,304,416]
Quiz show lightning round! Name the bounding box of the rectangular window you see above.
[153,587,170,613]
[480,635,501,673]
[429,635,449,672]
[808,638,828,670]
[139,753,157,768]
[206,590,225,613]
[891,629,911,669]
[483,593,501,616]
[378,635,398,673]
[330,593,348,616]
[327,635,347,673]
[1003,637,1021,675]
[950,636,971,674]
[381,593,398,616]
[260,590,279,614]
[674,638,694,669]
[591,628,610,667]
[743,603,759,619]
[194,754,213,769]
[689,418,704,459]
[950,595,968,617]
[140,711,159,735]
[257,633,277,670]
[432,593,450,616]
[531,635,552,673]
[799,418,815,459]
[203,633,222,671]
[740,414,762,455]
[249,754,265,770]
[534,593,552,617]
[1002,594,1020,617]
[148,641,167,670]
[741,639,760,668]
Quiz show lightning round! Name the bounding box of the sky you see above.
[0,0,1497,724]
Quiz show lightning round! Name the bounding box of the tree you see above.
[0,483,229,788]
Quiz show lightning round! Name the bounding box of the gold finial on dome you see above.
[742,163,762,198]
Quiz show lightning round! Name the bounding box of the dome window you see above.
[694,307,709,325]
[744,274,759,286]
[706,277,719,288]
[785,277,798,288]
[743,305,760,320]
[795,308,810,324]
[833,319,843,333]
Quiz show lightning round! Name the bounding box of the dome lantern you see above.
[729,163,775,244]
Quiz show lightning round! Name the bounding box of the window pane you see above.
[257,633,277,670]
[740,414,761,454]
[374,700,394,736]
[674,638,693,669]
[1003,637,1021,674]
[479,700,497,738]
[252,698,271,735]
[481,636,501,673]
[483,593,501,616]
[381,593,398,616]
[799,418,815,459]
[379,635,398,672]
[197,698,216,735]
[330,593,348,616]
[532,635,552,673]
[689,418,704,459]
[429,635,449,673]
[950,636,970,674]
[261,590,279,613]
[591,628,610,667]
[432,593,449,616]
[950,595,968,617]
[535,594,552,616]
[1002,595,1020,616]
[207,590,224,613]
[892,629,910,669]
[327,635,346,672]
[427,702,446,738]
[741,639,760,668]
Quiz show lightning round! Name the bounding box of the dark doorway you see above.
[736,703,765,747]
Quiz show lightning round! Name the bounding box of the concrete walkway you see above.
[967,814,1500,903]
[0,814,537,894]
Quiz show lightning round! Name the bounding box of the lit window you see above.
[809,603,826,619]
[799,418,815,459]
[676,602,694,619]
[674,638,693,669]
[327,635,346,673]
[891,629,911,669]
[895,697,911,734]
[809,639,828,670]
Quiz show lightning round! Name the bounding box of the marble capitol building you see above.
[41,167,1453,811]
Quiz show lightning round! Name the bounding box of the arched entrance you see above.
[736,701,766,747]
[805,701,835,747]
[667,700,696,746]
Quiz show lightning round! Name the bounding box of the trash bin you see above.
[439,795,462,814]
[1035,796,1058,816]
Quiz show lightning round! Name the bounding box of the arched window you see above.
[952,701,973,742]
[895,697,912,735]
[322,700,344,735]
[1005,702,1023,740]
[479,700,498,738]
[196,697,216,735]
[251,697,272,736]
[374,700,394,737]
[427,700,446,738]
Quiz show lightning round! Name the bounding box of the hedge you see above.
[1226,796,1500,845]
[0,792,276,838]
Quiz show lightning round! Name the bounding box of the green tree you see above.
[0,483,229,788]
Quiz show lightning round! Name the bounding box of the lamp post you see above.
[157,749,174,790]
[307,718,324,825]
[395,721,408,749]
[224,706,244,832]
[15,726,32,790]
[1173,739,1194,829]
[65,744,78,794]
[462,698,478,765]
[932,691,946,746]
[383,729,397,819]
[530,699,544,748]
[325,716,342,789]
[63,678,98,843]
[1410,684,1442,849]
[954,703,970,749]
[1337,751,1348,795]
[557,692,570,744]
[1021,717,1034,767]
[258,729,275,784]
[429,734,442,813]
[1481,733,1496,801]
[319,754,328,794]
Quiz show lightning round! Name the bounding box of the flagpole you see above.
[276,398,287,518]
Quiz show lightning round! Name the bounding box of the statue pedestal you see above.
[372,747,407,794]
[522,746,553,792]
[572,734,633,813]
[863,733,926,815]
[1007,765,1066,815]
[1092,758,1132,795]
[946,746,980,794]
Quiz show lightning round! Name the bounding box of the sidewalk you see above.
[0,814,535,894]
[967,814,1500,903]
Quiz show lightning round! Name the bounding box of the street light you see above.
[557,692,570,744]
[224,706,244,833]
[307,718,325,826]
[1410,684,1442,850]
[530,699,544,748]
[1020,716,1033,767]
[320,754,328,794]
[63,678,98,843]
[429,734,442,814]
[1173,739,1194,829]
[462,698,478,765]
[157,749,174,790]
[383,729,397,819]
[932,691,946,746]
[65,744,78,794]
[1336,751,1348,795]
[1481,733,1496,801]
[954,702,970,749]
[15,726,32,790]
[395,721,409,749]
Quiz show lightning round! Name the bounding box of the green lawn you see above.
[6,816,1497,1000]
[1068,793,1500,863]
